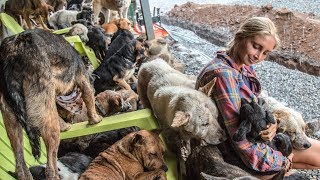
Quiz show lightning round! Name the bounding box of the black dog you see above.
[93,29,146,94]
[29,152,92,180]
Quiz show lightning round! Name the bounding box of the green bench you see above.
[0,13,178,180]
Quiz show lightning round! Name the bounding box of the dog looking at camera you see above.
[0,29,102,179]
[79,129,168,180]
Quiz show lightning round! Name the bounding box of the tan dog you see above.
[92,0,131,24]
[101,18,132,44]
[144,37,185,72]
[259,91,311,150]
[138,58,226,160]
[79,129,168,180]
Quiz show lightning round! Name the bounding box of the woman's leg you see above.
[292,137,320,169]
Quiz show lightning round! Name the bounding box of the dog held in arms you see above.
[79,129,168,180]
[137,58,226,160]
[0,29,102,179]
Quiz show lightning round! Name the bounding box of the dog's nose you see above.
[161,165,168,172]
[304,142,311,149]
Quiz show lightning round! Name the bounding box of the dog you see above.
[29,152,92,180]
[5,0,53,30]
[57,89,136,127]
[143,37,185,72]
[79,129,168,180]
[86,25,109,61]
[93,29,146,94]
[46,0,67,12]
[101,18,132,44]
[48,9,92,29]
[92,0,131,24]
[233,98,292,157]
[0,29,102,179]
[137,58,226,160]
[259,91,311,150]
[66,23,89,43]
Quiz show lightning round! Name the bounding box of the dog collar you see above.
[95,99,107,117]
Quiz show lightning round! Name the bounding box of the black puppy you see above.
[29,152,92,180]
[233,98,292,156]
[93,29,146,94]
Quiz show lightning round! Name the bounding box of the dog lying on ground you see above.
[5,0,53,30]
[259,91,311,150]
[137,58,226,160]
[29,152,92,180]
[92,0,131,24]
[79,129,168,180]
[93,29,146,94]
[0,29,102,179]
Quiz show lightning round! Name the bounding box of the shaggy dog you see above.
[48,9,92,29]
[93,29,146,94]
[92,0,131,24]
[137,58,226,160]
[29,152,92,180]
[0,29,102,179]
[259,91,311,150]
[86,25,108,61]
[79,130,168,180]
[5,0,53,30]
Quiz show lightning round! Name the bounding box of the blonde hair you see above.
[228,17,280,56]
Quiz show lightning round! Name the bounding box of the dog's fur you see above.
[93,29,146,94]
[46,0,67,11]
[137,58,226,160]
[259,91,311,150]
[5,0,53,30]
[0,29,102,179]
[29,152,92,180]
[79,129,168,180]
[92,0,131,24]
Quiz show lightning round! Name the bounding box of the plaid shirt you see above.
[196,51,288,172]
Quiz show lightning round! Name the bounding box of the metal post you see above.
[139,0,155,40]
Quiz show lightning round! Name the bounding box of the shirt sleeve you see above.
[202,69,288,172]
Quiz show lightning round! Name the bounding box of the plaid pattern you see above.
[196,51,287,172]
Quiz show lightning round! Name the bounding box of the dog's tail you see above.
[0,68,41,160]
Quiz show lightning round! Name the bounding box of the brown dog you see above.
[5,0,53,30]
[58,89,139,128]
[101,18,132,45]
[79,129,168,180]
[0,29,102,179]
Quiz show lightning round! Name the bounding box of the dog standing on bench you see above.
[79,129,168,180]
[0,29,102,179]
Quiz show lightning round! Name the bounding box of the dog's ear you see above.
[171,111,190,128]
[151,129,162,136]
[198,78,216,97]
[273,110,289,132]
[132,133,144,145]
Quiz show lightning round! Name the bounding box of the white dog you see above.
[138,58,226,160]
[92,0,131,24]
[259,91,311,150]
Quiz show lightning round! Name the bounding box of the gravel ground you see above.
[146,0,320,179]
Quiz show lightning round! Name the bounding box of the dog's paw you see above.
[60,122,72,132]
[88,114,103,125]
[153,169,167,180]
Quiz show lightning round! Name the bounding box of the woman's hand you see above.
[260,121,277,141]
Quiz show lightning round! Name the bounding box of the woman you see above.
[195,17,320,177]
